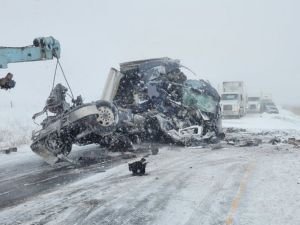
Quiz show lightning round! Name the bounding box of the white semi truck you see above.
[247,94,261,113]
[220,81,247,118]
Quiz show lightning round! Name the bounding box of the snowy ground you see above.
[223,108,300,132]
[1,108,300,225]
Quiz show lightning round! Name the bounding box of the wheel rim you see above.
[97,106,115,126]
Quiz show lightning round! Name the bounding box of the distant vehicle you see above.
[247,96,261,113]
[220,81,247,118]
[265,104,279,114]
[261,99,279,114]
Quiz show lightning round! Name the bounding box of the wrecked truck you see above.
[31,57,224,164]
[31,84,119,165]
[109,58,224,146]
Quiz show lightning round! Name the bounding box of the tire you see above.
[94,100,119,135]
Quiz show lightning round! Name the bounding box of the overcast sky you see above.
[0,0,299,111]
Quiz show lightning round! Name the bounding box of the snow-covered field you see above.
[1,109,300,225]
[0,104,37,149]
[223,108,300,132]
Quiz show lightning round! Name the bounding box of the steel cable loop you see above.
[57,59,75,100]
[51,59,59,91]
[51,58,75,100]
[180,65,199,78]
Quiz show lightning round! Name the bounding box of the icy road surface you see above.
[1,109,300,225]
[1,144,300,225]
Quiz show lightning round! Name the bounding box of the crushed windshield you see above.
[182,80,219,114]
[221,94,239,100]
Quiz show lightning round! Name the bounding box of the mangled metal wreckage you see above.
[31,58,224,164]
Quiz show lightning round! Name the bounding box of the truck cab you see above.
[220,92,246,118]
[247,96,261,113]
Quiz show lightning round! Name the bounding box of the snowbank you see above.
[0,104,38,149]
[223,109,300,132]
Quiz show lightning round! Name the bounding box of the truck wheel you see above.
[94,100,119,134]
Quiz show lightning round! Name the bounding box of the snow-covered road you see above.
[1,110,300,225]
[1,144,300,225]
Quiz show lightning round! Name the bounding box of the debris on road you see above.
[226,136,262,147]
[287,138,300,147]
[224,127,247,133]
[269,137,281,145]
[225,130,263,147]
[151,147,159,155]
[0,147,17,154]
[237,138,262,147]
[128,158,147,175]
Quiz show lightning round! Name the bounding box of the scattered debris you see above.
[269,137,281,145]
[128,158,147,175]
[224,127,247,133]
[225,136,262,147]
[0,147,17,154]
[151,147,159,155]
[287,138,300,147]
[238,139,262,147]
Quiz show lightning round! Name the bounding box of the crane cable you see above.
[51,58,75,100]
[180,65,199,78]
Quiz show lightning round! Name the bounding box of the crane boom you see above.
[0,36,61,90]
[0,36,60,69]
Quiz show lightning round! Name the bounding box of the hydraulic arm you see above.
[0,36,61,89]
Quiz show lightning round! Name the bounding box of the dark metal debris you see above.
[226,136,262,147]
[269,137,281,145]
[0,147,17,154]
[287,138,300,147]
[128,158,147,175]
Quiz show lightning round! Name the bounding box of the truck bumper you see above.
[222,110,240,117]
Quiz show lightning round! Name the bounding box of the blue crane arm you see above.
[0,36,60,69]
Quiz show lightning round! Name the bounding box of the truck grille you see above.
[223,105,232,110]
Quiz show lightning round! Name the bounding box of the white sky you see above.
[0,0,299,111]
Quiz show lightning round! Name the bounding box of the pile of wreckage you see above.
[31,57,225,165]
[224,127,300,149]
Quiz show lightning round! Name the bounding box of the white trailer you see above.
[220,81,247,118]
